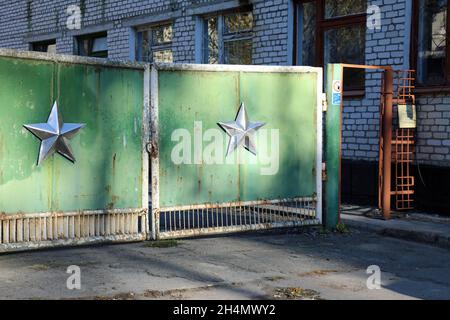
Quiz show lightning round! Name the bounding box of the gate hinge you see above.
[322,162,327,181]
[321,93,327,112]
[146,142,152,154]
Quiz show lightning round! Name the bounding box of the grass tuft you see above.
[336,222,350,234]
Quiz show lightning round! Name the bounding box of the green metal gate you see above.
[0,50,149,252]
[150,64,324,239]
[0,49,340,252]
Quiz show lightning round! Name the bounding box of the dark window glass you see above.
[224,12,253,34]
[416,0,447,85]
[136,30,151,62]
[295,1,366,90]
[203,11,253,65]
[31,40,56,54]
[224,39,252,65]
[297,1,316,66]
[324,25,365,90]
[205,17,219,64]
[325,0,367,19]
[152,24,173,45]
[136,24,173,63]
[152,50,173,63]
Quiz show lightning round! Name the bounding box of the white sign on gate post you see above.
[332,80,342,105]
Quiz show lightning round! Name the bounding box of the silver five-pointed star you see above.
[218,102,265,157]
[24,101,85,165]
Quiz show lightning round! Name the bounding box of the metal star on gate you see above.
[218,102,265,157]
[24,101,85,165]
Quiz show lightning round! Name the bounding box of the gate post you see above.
[324,64,343,229]
[150,65,160,240]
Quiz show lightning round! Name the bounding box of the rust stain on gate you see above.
[0,49,150,252]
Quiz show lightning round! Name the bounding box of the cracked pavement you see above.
[1,227,449,300]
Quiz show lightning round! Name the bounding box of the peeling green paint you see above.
[324,64,342,229]
[0,56,144,215]
[157,70,318,208]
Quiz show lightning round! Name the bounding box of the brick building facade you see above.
[0,0,449,213]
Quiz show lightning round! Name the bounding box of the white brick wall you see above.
[252,0,291,65]
[415,95,450,165]
[0,0,290,64]
[342,0,407,162]
[341,0,450,167]
[1,0,450,167]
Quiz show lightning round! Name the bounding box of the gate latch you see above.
[146,141,158,158]
[322,162,327,181]
[322,93,327,112]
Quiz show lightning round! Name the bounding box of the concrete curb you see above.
[342,214,450,250]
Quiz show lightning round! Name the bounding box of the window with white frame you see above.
[136,23,173,63]
[202,10,253,65]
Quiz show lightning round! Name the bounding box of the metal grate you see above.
[396,71,416,103]
[393,70,416,211]
[393,128,415,210]
[156,197,319,239]
[0,210,148,252]
[378,70,416,213]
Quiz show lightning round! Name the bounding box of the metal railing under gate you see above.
[154,197,319,239]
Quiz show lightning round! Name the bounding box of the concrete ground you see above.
[0,226,449,300]
[342,204,450,249]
